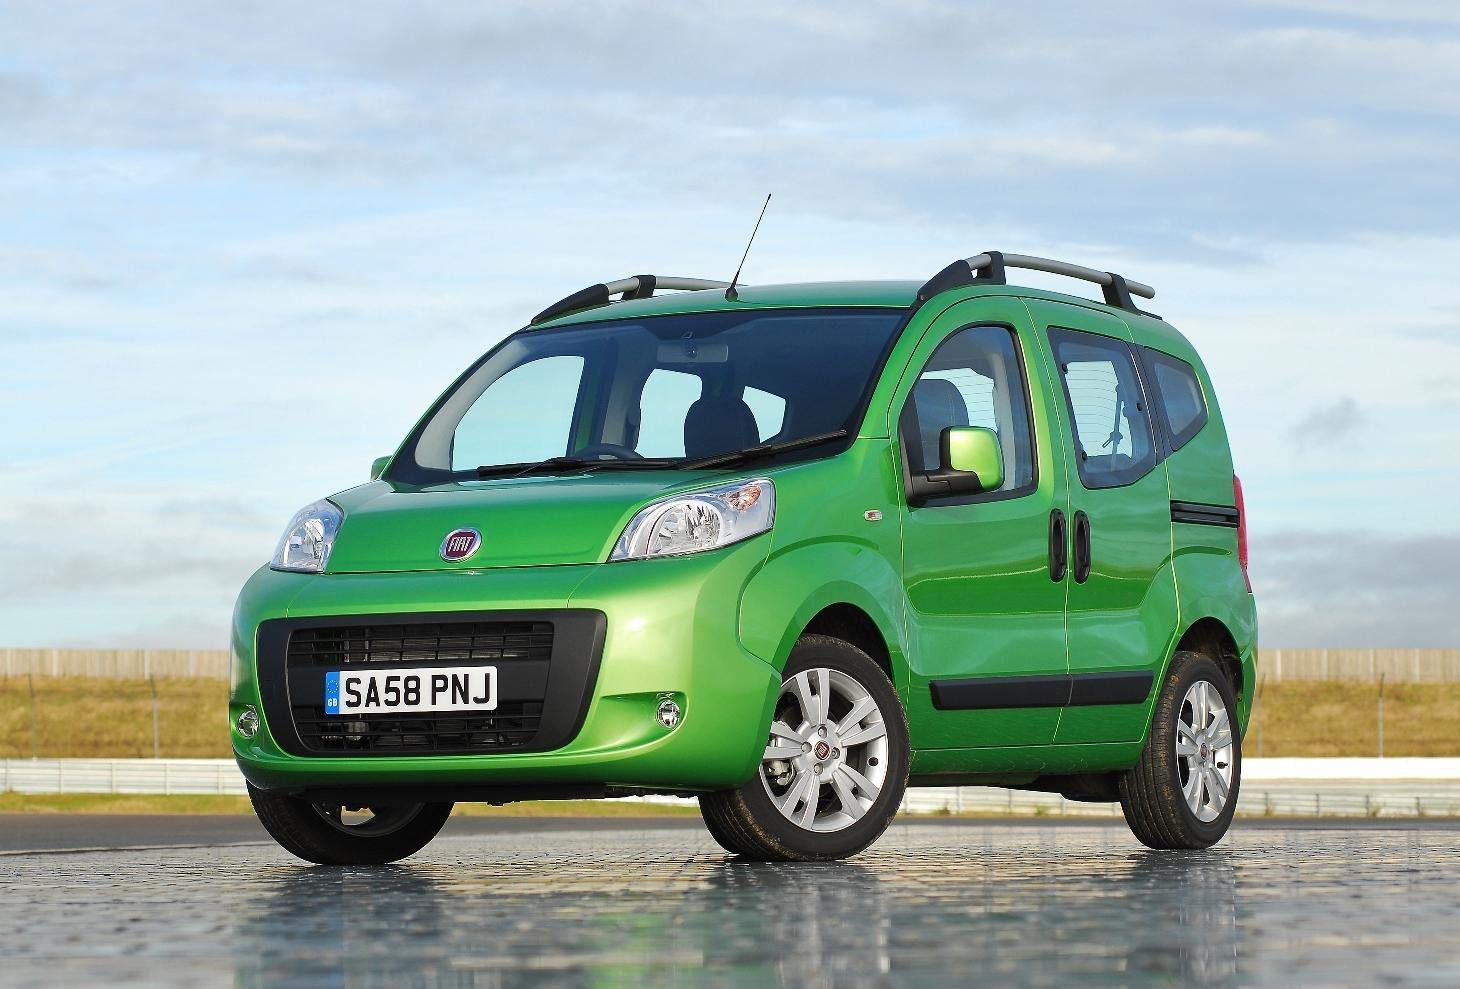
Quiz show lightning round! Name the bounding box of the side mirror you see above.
[941,426,1004,490]
[370,456,391,480]
[906,426,1003,505]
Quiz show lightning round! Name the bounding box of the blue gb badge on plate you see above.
[324,671,341,715]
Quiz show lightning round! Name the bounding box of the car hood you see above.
[323,472,724,573]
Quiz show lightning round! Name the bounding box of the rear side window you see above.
[1143,348,1208,450]
[1049,328,1157,489]
[899,324,1036,497]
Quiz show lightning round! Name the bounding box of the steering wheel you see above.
[572,443,643,461]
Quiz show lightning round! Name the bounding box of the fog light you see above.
[656,697,682,730]
[236,706,260,739]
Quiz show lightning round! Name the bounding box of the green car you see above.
[233,251,1255,864]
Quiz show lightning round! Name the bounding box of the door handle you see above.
[1048,508,1068,582]
[1072,510,1092,584]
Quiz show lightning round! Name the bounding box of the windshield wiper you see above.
[676,430,850,471]
[476,434,847,479]
[475,456,680,479]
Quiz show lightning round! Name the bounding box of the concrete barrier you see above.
[5,758,1460,818]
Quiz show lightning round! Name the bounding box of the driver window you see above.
[899,325,1035,496]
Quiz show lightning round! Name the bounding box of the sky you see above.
[2,0,1459,648]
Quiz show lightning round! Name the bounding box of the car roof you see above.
[529,278,1195,359]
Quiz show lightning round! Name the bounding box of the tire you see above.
[1118,651,1241,850]
[248,783,453,865]
[699,634,910,862]
[699,794,753,856]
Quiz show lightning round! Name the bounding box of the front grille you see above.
[291,702,544,753]
[285,619,554,755]
[286,619,554,667]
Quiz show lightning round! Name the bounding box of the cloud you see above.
[1254,530,1460,646]
[2,2,1460,257]
[1289,397,1366,451]
[1237,0,1460,26]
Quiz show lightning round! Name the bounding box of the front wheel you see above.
[699,634,910,861]
[1118,652,1241,849]
[248,784,452,865]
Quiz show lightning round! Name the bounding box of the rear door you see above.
[894,296,1071,749]
[1025,299,1178,744]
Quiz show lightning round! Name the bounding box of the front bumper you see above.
[231,539,781,796]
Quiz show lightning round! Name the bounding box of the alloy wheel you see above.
[760,667,890,833]
[1175,680,1235,823]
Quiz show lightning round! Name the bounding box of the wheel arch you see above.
[738,541,911,700]
[1173,616,1244,702]
[801,603,896,689]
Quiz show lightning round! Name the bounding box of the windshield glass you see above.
[393,308,906,482]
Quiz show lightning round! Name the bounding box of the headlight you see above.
[611,478,774,561]
[270,499,343,573]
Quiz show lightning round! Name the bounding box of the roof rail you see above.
[915,251,1155,313]
[530,275,732,326]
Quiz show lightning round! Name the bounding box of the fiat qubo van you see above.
[232,251,1256,864]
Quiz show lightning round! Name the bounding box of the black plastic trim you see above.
[931,674,1070,710]
[1049,508,1068,582]
[257,609,606,757]
[531,284,612,326]
[294,783,637,804]
[1068,670,1154,706]
[1102,271,1136,312]
[929,670,1155,711]
[1072,509,1092,584]
[1171,501,1240,528]
[914,250,1007,306]
[620,274,657,300]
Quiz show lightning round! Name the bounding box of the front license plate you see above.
[324,666,498,716]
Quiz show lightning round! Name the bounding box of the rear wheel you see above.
[248,783,452,865]
[699,634,909,861]
[1118,652,1240,849]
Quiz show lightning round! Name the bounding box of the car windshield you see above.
[392,307,906,482]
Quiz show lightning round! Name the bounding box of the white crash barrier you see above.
[4,758,1460,817]
[0,758,247,796]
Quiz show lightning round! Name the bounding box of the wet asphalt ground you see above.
[3,816,1459,987]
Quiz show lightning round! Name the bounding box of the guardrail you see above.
[7,647,1460,682]
[5,758,1460,818]
[1,759,246,796]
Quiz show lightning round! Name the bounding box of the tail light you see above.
[1233,474,1251,592]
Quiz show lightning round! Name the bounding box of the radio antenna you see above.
[725,193,772,301]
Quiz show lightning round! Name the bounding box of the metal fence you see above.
[1261,648,1460,683]
[5,758,1460,818]
[1,648,230,679]
[5,647,1460,682]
